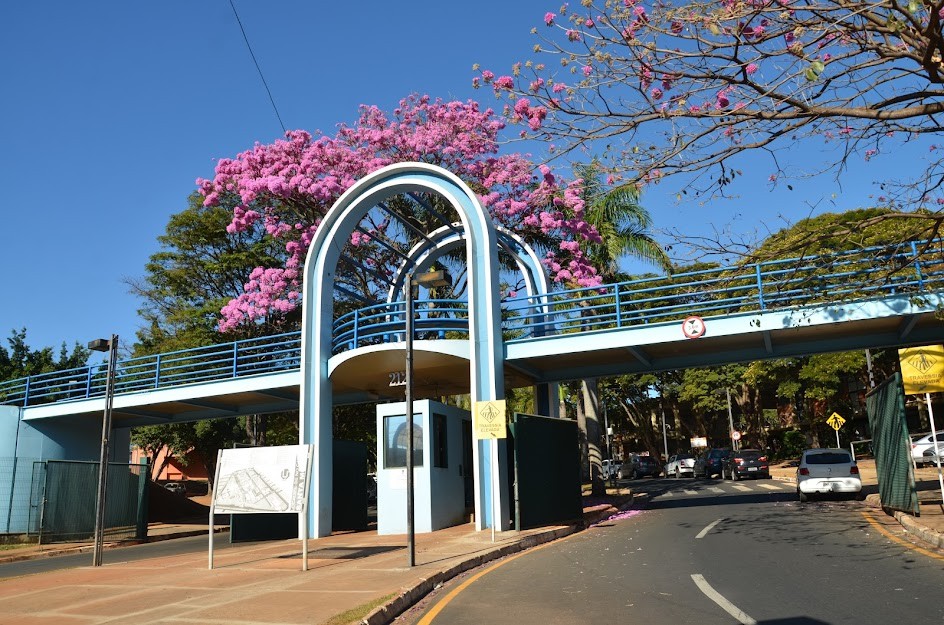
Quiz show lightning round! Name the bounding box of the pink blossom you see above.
[582,65,592,77]
[201,94,604,330]
[493,76,514,90]
[746,63,758,74]
[566,29,582,42]
[585,18,595,27]
[544,11,555,25]
[481,70,495,83]
[650,88,663,100]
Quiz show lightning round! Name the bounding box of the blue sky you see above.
[0,1,915,355]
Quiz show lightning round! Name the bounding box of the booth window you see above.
[433,413,448,468]
[383,414,423,468]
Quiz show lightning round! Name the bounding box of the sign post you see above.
[898,345,944,504]
[474,400,507,543]
[209,444,314,571]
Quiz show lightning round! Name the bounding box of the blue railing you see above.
[1,239,941,408]
[0,333,301,408]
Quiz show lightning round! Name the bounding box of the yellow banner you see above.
[473,400,507,439]
[899,345,944,394]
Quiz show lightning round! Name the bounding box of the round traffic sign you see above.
[732,430,741,441]
[682,315,706,339]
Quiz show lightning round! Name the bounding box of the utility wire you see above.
[228,0,287,134]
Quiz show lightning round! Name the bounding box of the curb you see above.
[864,493,944,549]
[0,527,227,566]
[361,495,637,625]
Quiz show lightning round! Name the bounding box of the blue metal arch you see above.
[299,163,507,537]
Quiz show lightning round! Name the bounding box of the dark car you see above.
[619,454,662,479]
[721,449,770,480]
[693,448,730,478]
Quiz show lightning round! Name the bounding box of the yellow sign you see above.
[826,412,845,431]
[898,345,944,394]
[473,400,507,439]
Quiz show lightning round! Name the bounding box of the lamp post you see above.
[725,387,737,451]
[404,269,450,567]
[88,334,118,567]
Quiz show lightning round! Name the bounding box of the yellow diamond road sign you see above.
[473,400,507,439]
[898,345,944,395]
[826,412,845,431]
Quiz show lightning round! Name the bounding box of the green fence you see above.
[510,413,582,530]
[39,460,148,543]
[866,373,920,516]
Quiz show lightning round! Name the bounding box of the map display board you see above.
[212,445,312,515]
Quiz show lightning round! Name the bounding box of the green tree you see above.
[574,164,671,495]
[0,328,89,381]
[128,193,294,466]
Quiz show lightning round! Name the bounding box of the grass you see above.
[0,543,33,551]
[319,592,397,625]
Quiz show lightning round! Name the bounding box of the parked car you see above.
[796,448,862,502]
[619,454,661,479]
[922,444,944,466]
[665,454,695,478]
[721,449,770,480]
[602,459,622,480]
[693,448,730,478]
[912,431,944,467]
[164,482,187,495]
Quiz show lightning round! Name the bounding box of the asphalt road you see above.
[0,532,236,580]
[403,477,944,625]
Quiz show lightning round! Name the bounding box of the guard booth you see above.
[376,400,472,534]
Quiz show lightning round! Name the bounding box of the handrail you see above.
[2,238,942,408]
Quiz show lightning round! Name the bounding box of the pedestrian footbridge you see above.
[3,239,943,427]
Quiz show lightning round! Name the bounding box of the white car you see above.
[665,453,695,478]
[796,448,862,503]
[602,459,622,480]
[911,431,944,467]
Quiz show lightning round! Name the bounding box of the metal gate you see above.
[36,460,147,543]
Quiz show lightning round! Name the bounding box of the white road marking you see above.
[732,484,751,491]
[708,487,724,493]
[758,483,783,490]
[691,574,757,625]
[683,489,698,495]
[695,518,724,539]
[661,491,674,497]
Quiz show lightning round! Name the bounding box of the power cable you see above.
[228,0,287,134]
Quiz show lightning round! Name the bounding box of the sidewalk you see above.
[0,494,633,625]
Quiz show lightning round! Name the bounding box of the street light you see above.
[405,269,450,567]
[88,334,118,567]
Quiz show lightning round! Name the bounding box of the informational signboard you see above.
[209,444,313,571]
[213,445,312,514]
[731,431,741,441]
[898,345,944,394]
[691,436,708,448]
[474,400,507,439]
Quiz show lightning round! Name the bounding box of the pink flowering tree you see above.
[478,1,944,215]
[198,95,604,332]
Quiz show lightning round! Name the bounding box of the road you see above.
[402,477,944,624]
[0,532,236,580]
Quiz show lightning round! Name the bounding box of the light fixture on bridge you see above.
[88,334,118,568]
[404,267,452,567]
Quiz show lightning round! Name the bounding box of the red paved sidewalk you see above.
[0,495,632,625]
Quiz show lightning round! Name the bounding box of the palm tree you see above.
[575,163,672,496]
